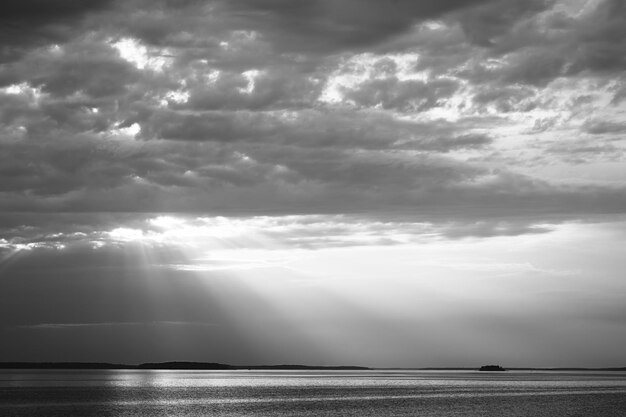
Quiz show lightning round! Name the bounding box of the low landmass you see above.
[137,362,234,370]
[0,361,369,370]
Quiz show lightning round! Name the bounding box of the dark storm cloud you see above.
[0,39,139,109]
[0,0,115,63]
[0,0,624,243]
[0,0,113,22]
[3,133,625,221]
[136,105,490,152]
[567,0,626,74]
[583,119,626,135]
[0,136,144,197]
[457,0,552,47]
[226,0,492,52]
[454,0,626,90]
[107,0,552,58]
[498,50,566,87]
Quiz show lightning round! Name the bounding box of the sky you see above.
[0,0,625,368]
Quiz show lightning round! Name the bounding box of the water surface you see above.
[1,369,625,416]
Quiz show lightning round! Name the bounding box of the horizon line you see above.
[1,361,625,371]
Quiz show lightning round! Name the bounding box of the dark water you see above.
[1,369,625,416]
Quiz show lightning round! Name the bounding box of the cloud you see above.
[0,0,624,237]
[457,0,552,47]
[342,77,460,112]
[226,0,492,52]
[582,119,626,135]
[0,0,115,63]
[454,0,626,89]
[0,211,616,262]
[0,0,113,22]
[438,221,553,239]
[567,0,626,74]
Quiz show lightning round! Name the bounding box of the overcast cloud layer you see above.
[1,0,625,366]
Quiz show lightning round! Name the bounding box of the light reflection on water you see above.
[1,370,626,416]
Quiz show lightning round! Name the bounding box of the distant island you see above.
[479,365,506,371]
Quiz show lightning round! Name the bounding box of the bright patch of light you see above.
[195,216,252,239]
[101,216,292,271]
[239,69,260,94]
[108,227,145,242]
[109,122,141,137]
[172,249,297,272]
[91,241,106,249]
[4,84,28,95]
[96,215,426,259]
[149,216,186,229]
[234,151,252,162]
[422,20,445,30]
[0,241,66,252]
[391,56,426,82]
[106,216,264,249]
[163,89,190,105]
[1,83,43,102]
[111,38,171,72]
[277,110,299,123]
[205,69,221,84]
[48,44,62,54]
[126,215,437,252]
[481,58,507,71]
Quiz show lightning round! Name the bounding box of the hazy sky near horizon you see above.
[1,0,625,368]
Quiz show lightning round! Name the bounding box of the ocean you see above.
[1,369,625,416]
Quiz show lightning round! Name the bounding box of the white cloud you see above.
[111,37,171,72]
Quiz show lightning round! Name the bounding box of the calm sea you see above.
[1,369,625,416]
